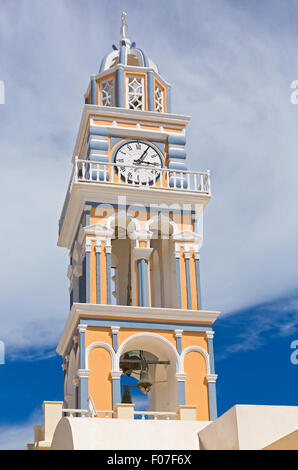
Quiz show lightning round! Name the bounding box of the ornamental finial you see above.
[120,11,128,40]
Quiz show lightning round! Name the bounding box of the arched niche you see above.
[149,220,177,308]
[117,333,180,414]
[88,346,113,412]
[184,349,209,421]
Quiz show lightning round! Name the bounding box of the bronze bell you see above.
[121,385,133,404]
[137,369,152,394]
[120,350,142,376]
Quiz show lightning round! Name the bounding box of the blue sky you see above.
[0,0,298,449]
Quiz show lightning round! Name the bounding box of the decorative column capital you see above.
[77,369,90,379]
[206,373,218,383]
[131,229,153,248]
[111,326,120,335]
[133,246,153,261]
[206,330,215,340]
[84,238,92,253]
[110,371,122,380]
[105,244,112,254]
[78,324,87,334]
[175,329,183,338]
[174,243,181,259]
[184,249,191,260]
[194,251,200,260]
[176,373,187,382]
[95,240,102,253]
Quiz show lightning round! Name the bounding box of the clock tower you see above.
[57,13,220,426]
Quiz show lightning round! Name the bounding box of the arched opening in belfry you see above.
[109,214,138,306]
[149,218,177,309]
[118,334,179,416]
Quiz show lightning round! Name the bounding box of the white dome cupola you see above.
[84,12,172,113]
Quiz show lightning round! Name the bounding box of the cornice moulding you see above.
[56,303,221,357]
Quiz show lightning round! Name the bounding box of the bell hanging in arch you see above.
[137,369,152,394]
[121,385,133,404]
[120,350,142,376]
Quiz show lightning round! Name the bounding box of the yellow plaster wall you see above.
[88,347,113,412]
[85,327,113,349]
[181,332,208,351]
[179,248,187,309]
[101,242,107,304]
[189,252,198,310]
[84,328,113,414]
[118,329,176,350]
[184,350,209,420]
[90,242,97,304]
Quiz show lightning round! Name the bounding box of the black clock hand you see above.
[136,161,160,167]
[134,146,149,164]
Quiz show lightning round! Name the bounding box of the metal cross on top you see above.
[120,11,128,40]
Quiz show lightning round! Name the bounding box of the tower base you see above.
[51,418,210,450]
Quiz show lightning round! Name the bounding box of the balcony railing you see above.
[74,157,211,193]
[59,157,211,235]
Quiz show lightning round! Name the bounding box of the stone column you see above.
[77,369,90,412]
[175,329,183,354]
[106,244,112,304]
[147,71,155,111]
[84,239,92,304]
[73,377,80,411]
[116,66,125,108]
[194,251,202,310]
[206,331,216,374]
[95,241,102,304]
[111,371,122,408]
[77,323,89,411]
[90,75,97,105]
[206,331,217,420]
[133,247,153,307]
[206,373,218,421]
[111,326,120,352]
[184,249,192,309]
[176,373,187,406]
[175,246,182,309]
[78,324,87,370]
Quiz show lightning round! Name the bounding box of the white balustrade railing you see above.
[62,409,114,418]
[74,158,211,193]
[62,409,176,420]
[59,157,211,235]
[133,411,177,420]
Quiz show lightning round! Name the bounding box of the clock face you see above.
[114,140,163,185]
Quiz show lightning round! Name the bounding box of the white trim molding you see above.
[85,341,117,370]
[110,371,122,380]
[206,374,218,383]
[175,329,183,338]
[77,324,87,334]
[180,346,210,375]
[56,304,220,357]
[77,369,90,379]
[206,331,215,340]
[111,326,120,335]
[116,332,181,373]
[176,373,187,382]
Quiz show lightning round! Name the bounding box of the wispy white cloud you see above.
[0,0,298,355]
[216,291,298,360]
[0,408,42,450]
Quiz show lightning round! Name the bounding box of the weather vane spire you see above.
[120,11,128,40]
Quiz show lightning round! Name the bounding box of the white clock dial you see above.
[114,141,163,184]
